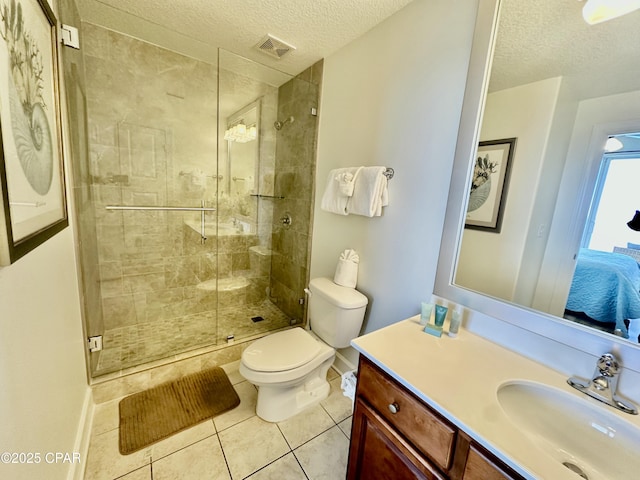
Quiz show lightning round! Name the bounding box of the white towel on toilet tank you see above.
[334,249,359,288]
[346,166,389,217]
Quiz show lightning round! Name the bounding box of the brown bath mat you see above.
[119,367,240,454]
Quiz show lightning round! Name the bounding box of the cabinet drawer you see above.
[356,357,457,472]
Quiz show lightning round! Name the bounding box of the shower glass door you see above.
[77,23,221,376]
[61,12,321,378]
[216,51,322,343]
[216,50,294,344]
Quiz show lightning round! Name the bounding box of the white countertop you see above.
[351,317,640,480]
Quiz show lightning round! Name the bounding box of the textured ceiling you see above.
[76,0,415,77]
[75,0,640,98]
[491,0,640,99]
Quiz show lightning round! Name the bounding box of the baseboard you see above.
[332,348,358,376]
[68,387,94,480]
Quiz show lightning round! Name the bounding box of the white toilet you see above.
[239,277,368,422]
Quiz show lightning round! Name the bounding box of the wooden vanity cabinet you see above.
[347,356,525,480]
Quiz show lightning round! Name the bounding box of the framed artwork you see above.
[0,0,68,264]
[465,138,516,233]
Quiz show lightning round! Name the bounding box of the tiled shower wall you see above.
[270,62,323,320]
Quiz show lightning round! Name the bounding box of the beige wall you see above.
[0,231,87,480]
[311,0,478,337]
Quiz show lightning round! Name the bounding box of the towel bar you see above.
[383,168,394,179]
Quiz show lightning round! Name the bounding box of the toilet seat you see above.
[240,328,335,386]
[242,328,321,372]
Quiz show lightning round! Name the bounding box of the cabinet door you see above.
[348,398,447,480]
[462,445,521,480]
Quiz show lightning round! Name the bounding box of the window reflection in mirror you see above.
[565,143,640,342]
[452,0,640,344]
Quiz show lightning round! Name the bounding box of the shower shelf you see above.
[196,276,250,292]
[250,194,285,200]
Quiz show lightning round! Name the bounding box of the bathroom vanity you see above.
[348,355,522,479]
[347,318,640,480]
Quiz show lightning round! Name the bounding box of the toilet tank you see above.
[308,277,368,348]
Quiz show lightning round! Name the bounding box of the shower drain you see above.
[562,461,588,479]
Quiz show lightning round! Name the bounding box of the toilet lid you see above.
[242,328,321,372]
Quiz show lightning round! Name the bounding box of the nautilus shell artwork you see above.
[8,69,54,195]
[1,0,54,196]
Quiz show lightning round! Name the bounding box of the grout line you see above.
[240,451,292,479]
[149,429,218,463]
[336,418,351,440]
[112,464,149,480]
[290,450,311,480]
[215,432,234,480]
[275,423,294,451]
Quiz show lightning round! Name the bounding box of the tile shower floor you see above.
[84,364,353,479]
[96,300,292,374]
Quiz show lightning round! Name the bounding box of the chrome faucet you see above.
[568,353,638,415]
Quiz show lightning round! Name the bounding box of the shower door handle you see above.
[105,205,216,212]
[105,204,216,243]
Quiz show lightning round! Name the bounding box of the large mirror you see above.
[435,0,640,359]
[224,100,260,198]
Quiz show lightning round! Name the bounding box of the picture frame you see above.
[0,0,68,264]
[465,138,516,233]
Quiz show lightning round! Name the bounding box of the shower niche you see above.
[62,19,322,379]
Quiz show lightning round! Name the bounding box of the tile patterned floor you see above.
[84,364,353,479]
[96,300,291,375]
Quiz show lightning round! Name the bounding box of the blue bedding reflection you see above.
[566,249,640,337]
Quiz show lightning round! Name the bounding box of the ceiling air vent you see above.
[255,34,296,59]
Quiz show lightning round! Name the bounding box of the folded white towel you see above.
[321,167,361,215]
[337,167,363,196]
[334,249,360,287]
[346,166,389,217]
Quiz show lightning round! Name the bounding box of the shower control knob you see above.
[280,213,292,227]
[388,402,400,414]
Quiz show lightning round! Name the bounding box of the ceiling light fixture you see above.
[223,122,257,143]
[604,136,624,151]
[582,0,640,25]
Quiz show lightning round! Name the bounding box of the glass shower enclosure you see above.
[60,11,321,378]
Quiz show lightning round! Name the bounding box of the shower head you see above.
[274,116,294,130]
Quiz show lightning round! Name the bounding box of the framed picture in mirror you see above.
[465,138,516,233]
[0,0,68,265]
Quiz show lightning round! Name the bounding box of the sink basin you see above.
[497,380,640,480]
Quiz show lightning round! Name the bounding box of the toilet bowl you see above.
[239,277,368,422]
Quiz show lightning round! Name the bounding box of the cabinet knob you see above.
[388,402,400,414]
